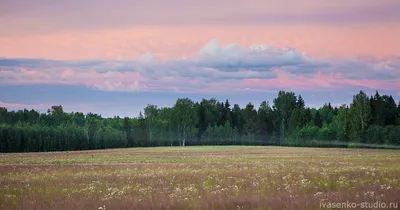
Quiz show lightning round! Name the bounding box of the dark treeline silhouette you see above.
[1,90,400,152]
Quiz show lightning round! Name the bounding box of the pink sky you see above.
[0,0,399,114]
[1,0,399,60]
[1,25,399,60]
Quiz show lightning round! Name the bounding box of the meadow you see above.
[0,146,399,210]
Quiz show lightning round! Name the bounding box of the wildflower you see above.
[314,192,323,197]
[364,191,375,197]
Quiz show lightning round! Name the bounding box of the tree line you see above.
[0,90,400,152]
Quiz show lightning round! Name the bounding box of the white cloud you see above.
[196,39,310,71]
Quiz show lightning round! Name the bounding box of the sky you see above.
[0,0,400,117]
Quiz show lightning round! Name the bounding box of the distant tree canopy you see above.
[0,90,400,152]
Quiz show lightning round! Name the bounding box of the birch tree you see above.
[173,98,198,146]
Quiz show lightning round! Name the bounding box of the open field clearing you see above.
[0,146,399,210]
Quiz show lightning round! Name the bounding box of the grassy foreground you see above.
[0,146,399,210]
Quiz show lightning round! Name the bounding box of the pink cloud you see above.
[14,68,144,91]
[241,70,400,92]
[1,39,399,94]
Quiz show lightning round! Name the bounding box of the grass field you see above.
[0,146,399,210]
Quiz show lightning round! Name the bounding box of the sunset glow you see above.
[1,0,399,116]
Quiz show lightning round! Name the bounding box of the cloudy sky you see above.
[1,0,399,117]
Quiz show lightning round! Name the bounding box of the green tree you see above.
[133,113,147,146]
[289,108,302,135]
[243,103,259,135]
[144,104,158,142]
[173,98,198,146]
[319,103,335,124]
[397,101,400,125]
[381,95,397,126]
[349,91,371,142]
[273,91,297,142]
[258,101,271,142]
[232,104,244,135]
[123,117,134,146]
[87,119,99,149]
[370,91,384,126]
[314,110,323,128]
[296,94,305,109]
[48,105,68,126]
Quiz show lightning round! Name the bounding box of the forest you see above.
[0,90,399,152]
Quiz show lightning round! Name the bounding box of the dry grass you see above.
[0,146,399,210]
